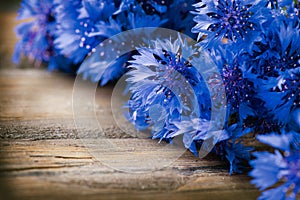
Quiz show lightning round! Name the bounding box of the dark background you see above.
[0,1,19,11]
[0,1,19,69]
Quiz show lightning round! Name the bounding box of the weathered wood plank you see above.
[0,138,259,199]
[0,67,260,200]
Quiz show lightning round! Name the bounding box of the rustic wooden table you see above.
[0,11,260,200]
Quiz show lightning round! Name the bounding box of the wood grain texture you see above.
[0,69,260,200]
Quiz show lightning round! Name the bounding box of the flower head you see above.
[191,0,269,46]
[13,0,72,72]
[247,16,300,126]
[125,36,254,174]
[57,0,170,85]
[250,131,300,200]
[211,48,255,114]
[54,0,118,65]
[248,17,300,76]
[126,36,211,141]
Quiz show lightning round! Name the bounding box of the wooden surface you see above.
[0,12,260,200]
[0,69,260,200]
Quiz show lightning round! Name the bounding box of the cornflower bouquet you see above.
[14,0,300,199]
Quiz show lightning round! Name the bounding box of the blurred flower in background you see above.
[14,0,198,83]
[13,0,74,72]
[250,131,300,200]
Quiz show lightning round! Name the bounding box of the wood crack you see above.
[0,164,87,172]
[54,155,93,159]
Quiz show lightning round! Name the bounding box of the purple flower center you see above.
[222,64,252,110]
[206,0,255,40]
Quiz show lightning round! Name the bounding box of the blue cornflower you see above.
[123,35,254,174]
[76,1,168,85]
[13,0,72,72]
[61,0,170,85]
[250,131,300,200]
[210,48,255,115]
[55,0,136,84]
[248,17,300,125]
[55,0,197,85]
[126,36,211,141]
[13,0,55,64]
[191,0,269,46]
[248,17,300,77]
[54,0,118,65]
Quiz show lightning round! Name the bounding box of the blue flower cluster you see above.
[193,0,300,167]
[14,0,197,83]
[14,0,300,199]
[124,0,300,198]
